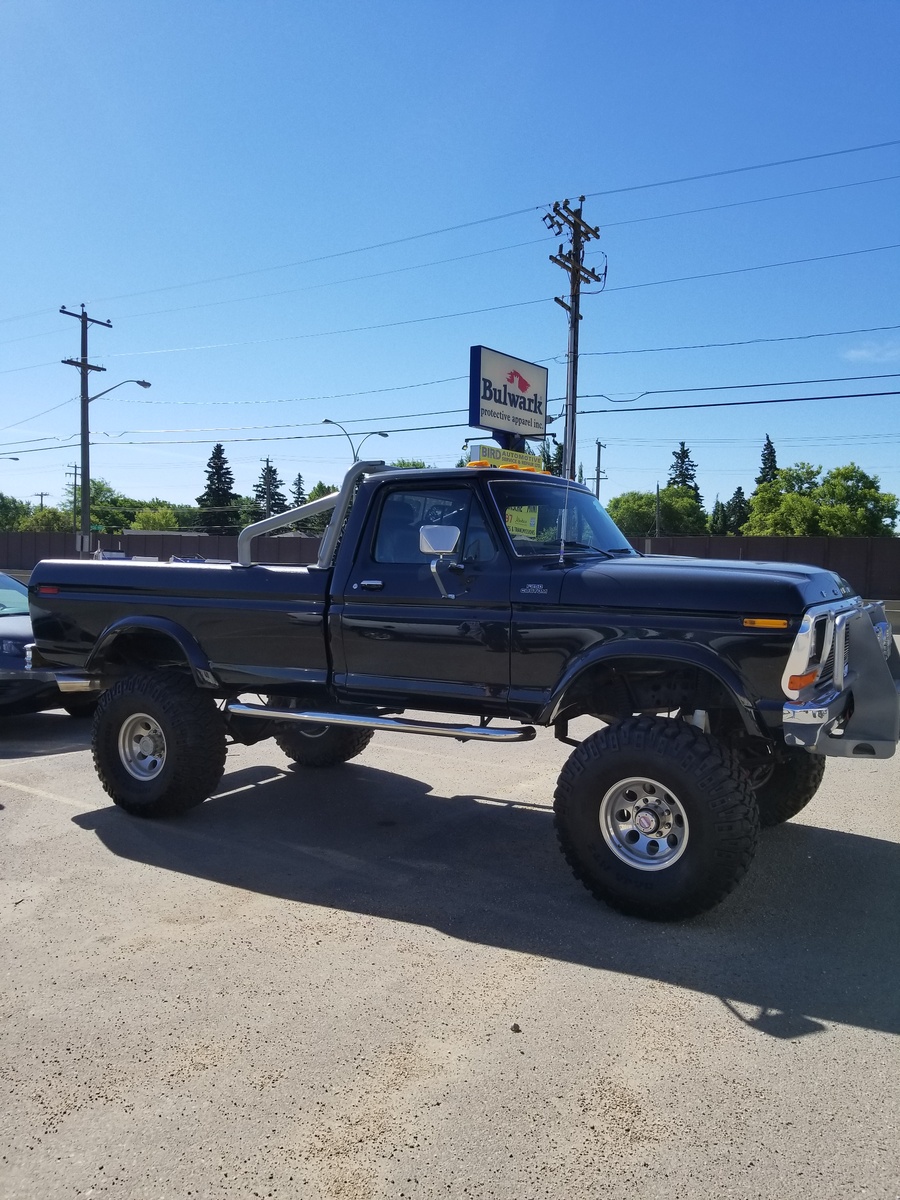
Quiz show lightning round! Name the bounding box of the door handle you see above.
[359,579,384,590]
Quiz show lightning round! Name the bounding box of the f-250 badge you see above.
[520,583,548,595]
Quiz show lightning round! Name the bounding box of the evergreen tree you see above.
[290,473,307,507]
[724,486,749,534]
[540,441,564,476]
[196,443,240,534]
[253,461,288,518]
[708,497,728,536]
[755,434,778,486]
[667,442,702,503]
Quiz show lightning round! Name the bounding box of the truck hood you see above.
[560,554,854,616]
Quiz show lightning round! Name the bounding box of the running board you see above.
[225,702,536,743]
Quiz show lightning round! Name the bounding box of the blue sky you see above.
[1,0,898,517]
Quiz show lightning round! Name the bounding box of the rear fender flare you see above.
[539,639,763,734]
[85,616,218,688]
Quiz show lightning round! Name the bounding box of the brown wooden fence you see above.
[2,530,899,600]
[0,530,321,571]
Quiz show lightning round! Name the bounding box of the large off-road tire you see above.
[744,742,826,827]
[554,716,759,921]
[92,673,226,818]
[274,721,374,768]
[62,695,98,719]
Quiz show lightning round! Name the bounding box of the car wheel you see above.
[92,673,226,818]
[554,716,759,920]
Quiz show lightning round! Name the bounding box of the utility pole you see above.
[33,492,50,511]
[263,457,272,519]
[61,304,112,555]
[543,197,606,479]
[65,464,79,535]
[592,440,607,499]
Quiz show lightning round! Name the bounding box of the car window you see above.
[373,488,473,564]
[488,480,634,557]
[0,574,29,616]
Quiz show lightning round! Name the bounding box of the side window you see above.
[373,488,473,564]
[461,503,499,564]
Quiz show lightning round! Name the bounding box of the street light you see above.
[321,419,388,462]
[79,379,151,554]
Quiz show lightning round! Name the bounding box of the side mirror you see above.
[419,525,460,598]
[419,525,460,556]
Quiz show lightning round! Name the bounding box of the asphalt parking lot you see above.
[1,707,899,1199]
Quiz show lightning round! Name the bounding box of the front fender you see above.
[538,638,764,734]
[86,615,218,688]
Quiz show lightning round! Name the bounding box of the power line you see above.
[579,322,900,358]
[581,138,900,200]
[6,375,892,450]
[7,391,898,457]
[581,390,900,415]
[584,371,900,403]
[2,136,895,326]
[594,242,900,294]
[3,173,898,339]
[101,243,900,361]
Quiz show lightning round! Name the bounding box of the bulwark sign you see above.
[469,346,549,439]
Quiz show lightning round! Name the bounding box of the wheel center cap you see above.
[634,809,659,834]
[138,734,159,756]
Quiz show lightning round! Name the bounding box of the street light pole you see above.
[62,368,151,556]
[322,419,388,462]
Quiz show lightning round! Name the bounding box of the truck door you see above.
[332,482,511,710]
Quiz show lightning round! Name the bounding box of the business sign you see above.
[469,346,549,439]
[467,443,544,470]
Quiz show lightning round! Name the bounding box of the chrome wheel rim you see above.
[118,712,167,781]
[599,776,689,871]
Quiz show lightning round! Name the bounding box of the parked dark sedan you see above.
[0,572,94,717]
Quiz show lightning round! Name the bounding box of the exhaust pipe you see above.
[226,701,536,743]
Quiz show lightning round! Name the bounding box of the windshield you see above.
[0,574,29,616]
[488,479,636,558]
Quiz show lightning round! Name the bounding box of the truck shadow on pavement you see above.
[72,759,899,1041]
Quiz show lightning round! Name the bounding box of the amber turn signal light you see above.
[742,618,788,629]
[788,669,820,691]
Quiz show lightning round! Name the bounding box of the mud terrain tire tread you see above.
[554,716,759,921]
[274,723,374,768]
[751,745,826,827]
[92,672,226,818]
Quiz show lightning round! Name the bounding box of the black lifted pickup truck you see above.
[27,462,900,920]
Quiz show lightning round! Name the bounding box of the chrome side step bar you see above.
[226,701,536,743]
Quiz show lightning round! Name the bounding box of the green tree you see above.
[17,506,69,532]
[296,481,339,535]
[62,477,138,534]
[667,442,702,504]
[755,434,778,487]
[253,461,288,518]
[742,462,898,536]
[390,458,429,469]
[724,486,749,535]
[290,473,307,507]
[196,443,240,534]
[0,493,32,530]
[129,506,178,531]
[708,497,728,536]
[540,441,564,476]
[607,487,707,536]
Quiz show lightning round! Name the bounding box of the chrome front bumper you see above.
[783,603,900,759]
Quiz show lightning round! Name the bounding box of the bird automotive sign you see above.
[469,346,549,439]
